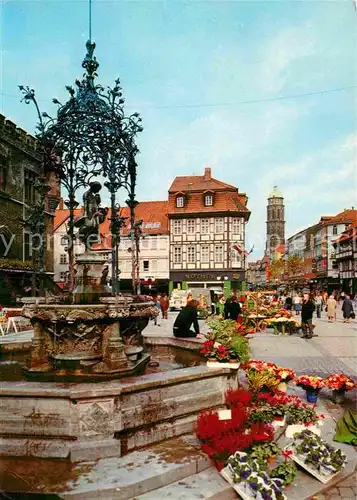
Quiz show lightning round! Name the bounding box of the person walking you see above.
[160,294,169,320]
[224,295,241,321]
[154,296,161,326]
[301,294,316,339]
[314,292,322,319]
[326,295,337,323]
[173,299,200,338]
[342,295,354,323]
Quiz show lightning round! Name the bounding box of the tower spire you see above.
[89,0,92,42]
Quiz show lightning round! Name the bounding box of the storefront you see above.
[169,271,245,298]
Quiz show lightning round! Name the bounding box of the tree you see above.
[286,255,305,278]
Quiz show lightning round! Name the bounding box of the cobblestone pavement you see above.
[146,310,357,499]
[312,470,357,499]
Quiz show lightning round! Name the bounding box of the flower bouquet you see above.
[324,374,355,403]
[295,375,325,403]
[289,429,346,483]
[275,367,296,392]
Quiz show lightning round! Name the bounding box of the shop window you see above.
[173,246,182,264]
[187,219,195,234]
[201,219,210,234]
[187,246,195,264]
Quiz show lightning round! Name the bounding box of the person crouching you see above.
[173,299,200,338]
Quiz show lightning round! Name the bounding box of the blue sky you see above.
[0,0,356,258]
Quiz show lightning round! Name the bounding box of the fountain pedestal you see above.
[22,295,157,381]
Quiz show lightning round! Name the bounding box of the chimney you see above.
[204,167,211,181]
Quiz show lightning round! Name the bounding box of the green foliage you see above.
[229,336,250,363]
[271,460,297,486]
[0,258,33,270]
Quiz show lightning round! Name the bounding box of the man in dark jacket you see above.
[342,295,354,323]
[173,300,200,338]
[224,295,241,321]
[301,294,315,339]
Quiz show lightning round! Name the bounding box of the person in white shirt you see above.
[293,294,302,316]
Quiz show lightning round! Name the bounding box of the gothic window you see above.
[24,169,37,204]
[272,209,276,220]
[0,162,6,191]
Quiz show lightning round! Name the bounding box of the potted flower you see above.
[324,374,355,404]
[200,339,216,362]
[274,367,296,392]
[271,450,297,486]
[295,375,325,403]
[291,429,347,479]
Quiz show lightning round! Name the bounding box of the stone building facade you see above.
[0,114,60,304]
[168,167,250,295]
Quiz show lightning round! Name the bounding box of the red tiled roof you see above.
[168,168,249,218]
[169,175,236,193]
[100,201,169,236]
[168,191,249,217]
[323,209,357,226]
[53,209,82,232]
[54,201,169,240]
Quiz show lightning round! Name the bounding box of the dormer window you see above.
[176,196,184,208]
[205,194,213,206]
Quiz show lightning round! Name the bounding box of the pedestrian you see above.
[326,295,337,323]
[314,292,322,319]
[216,296,225,317]
[224,294,241,321]
[154,296,161,326]
[160,293,169,320]
[342,295,354,323]
[301,294,316,339]
[173,299,200,338]
[293,293,302,316]
[285,295,293,311]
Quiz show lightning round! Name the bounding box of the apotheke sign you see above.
[170,270,244,282]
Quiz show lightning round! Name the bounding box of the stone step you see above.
[133,467,237,500]
[57,435,212,499]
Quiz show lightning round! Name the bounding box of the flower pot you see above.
[306,388,319,403]
[332,389,346,404]
[208,358,216,362]
[278,382,288,393]
[229,359,238,364]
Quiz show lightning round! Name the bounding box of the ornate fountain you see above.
[19,39,157,381]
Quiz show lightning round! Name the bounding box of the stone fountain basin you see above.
[0,338,238,461]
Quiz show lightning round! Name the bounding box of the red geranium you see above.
[225,387,253,408]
